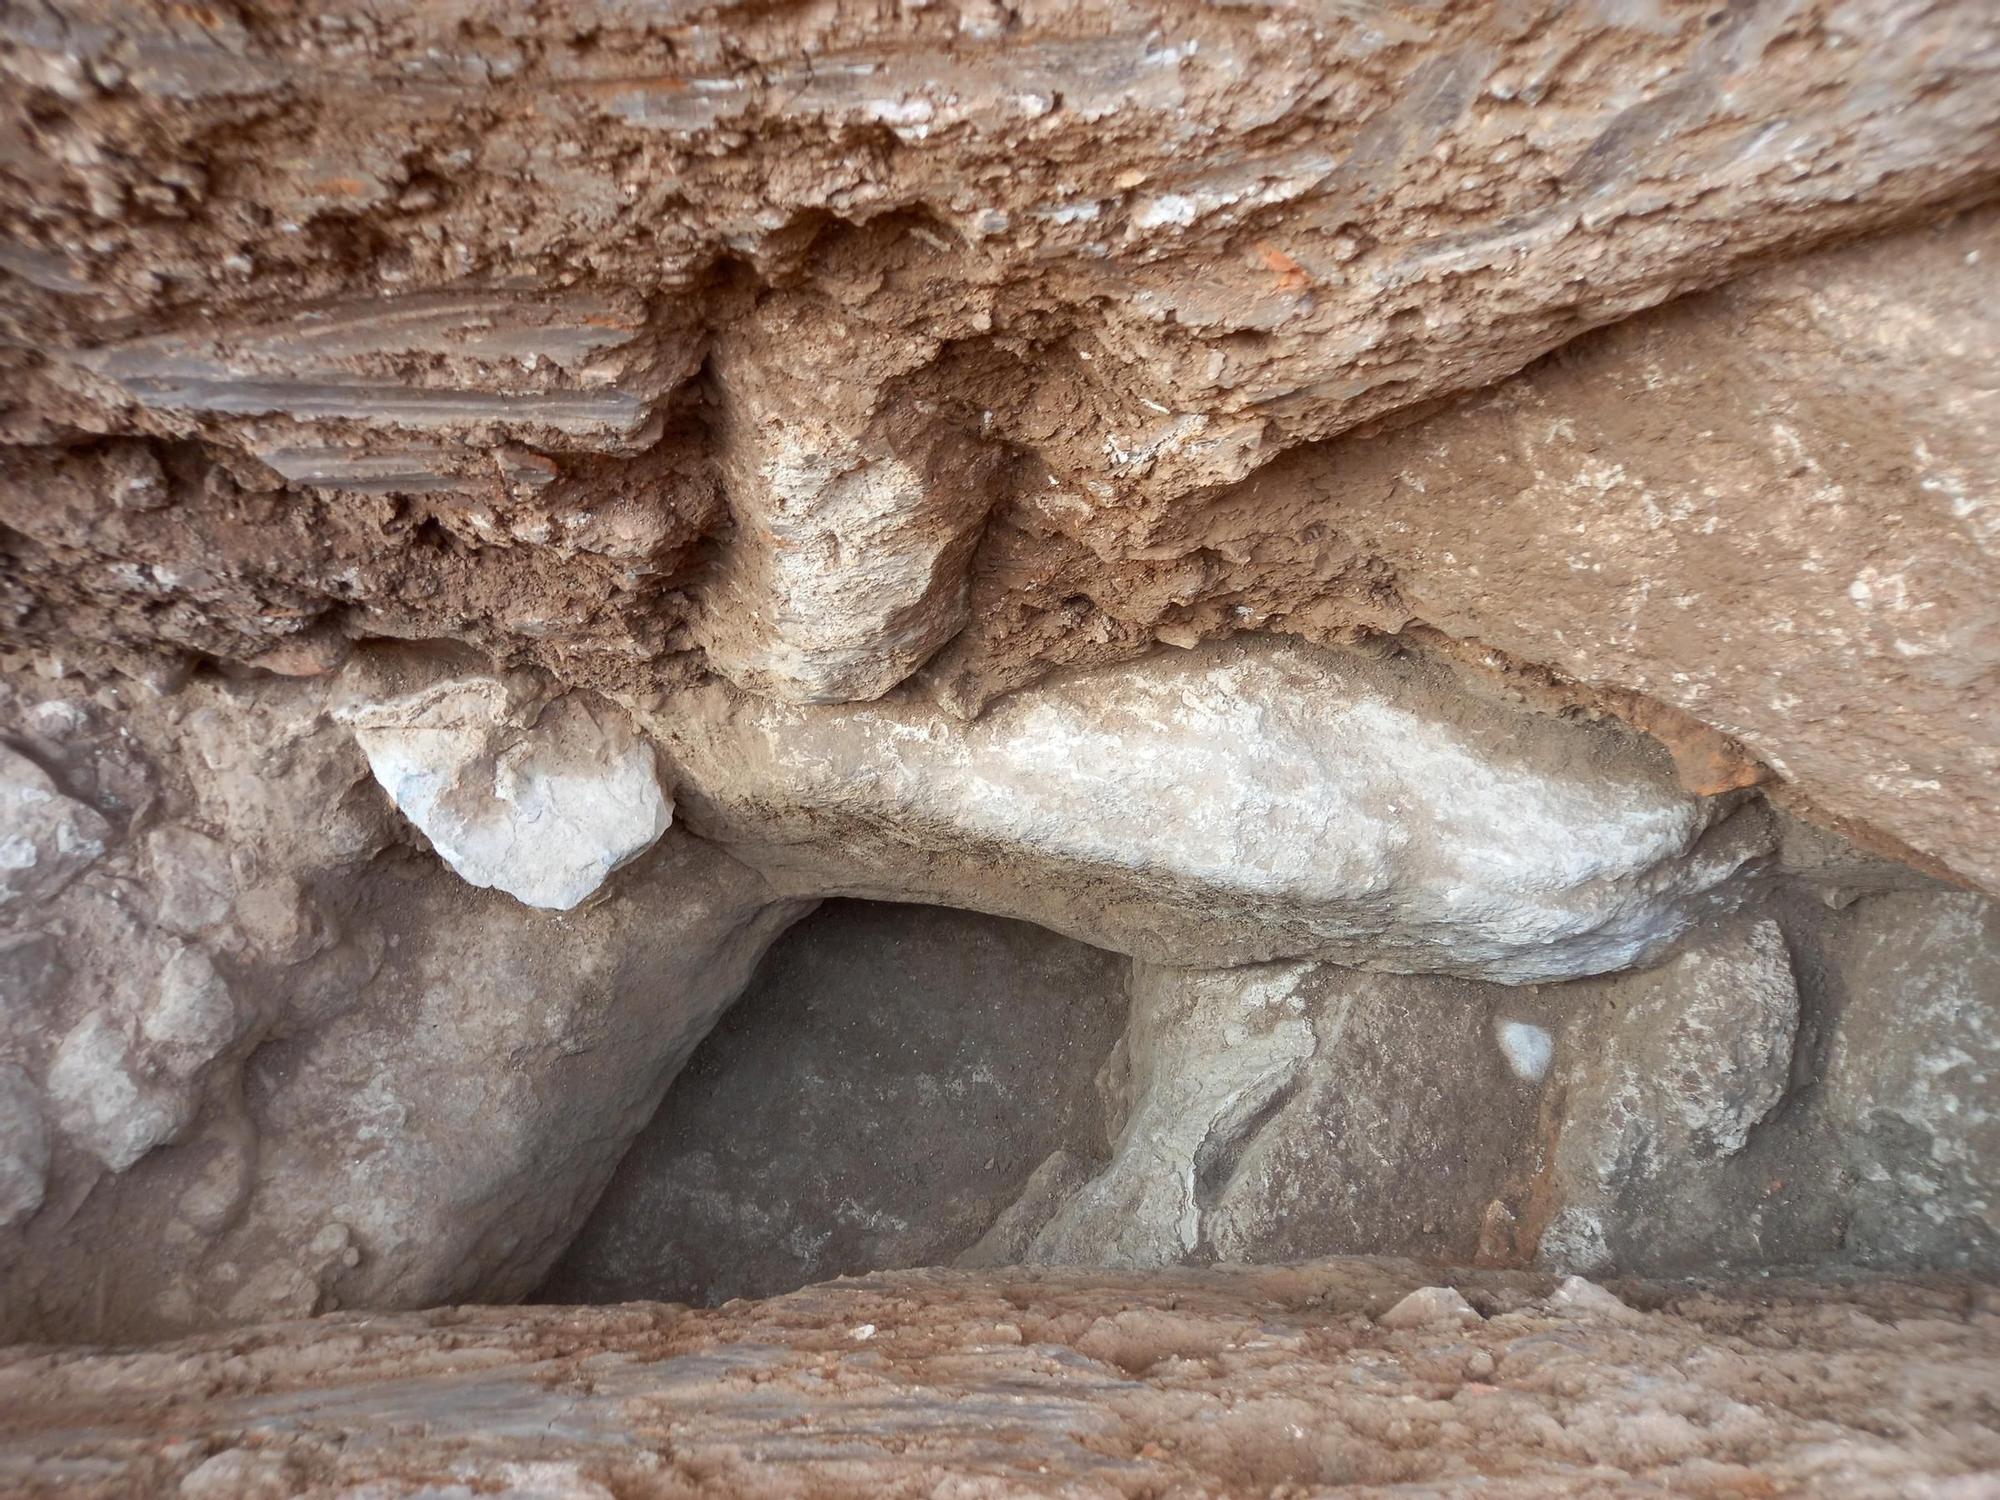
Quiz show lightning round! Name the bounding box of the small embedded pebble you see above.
[1380,1285,1483,1329]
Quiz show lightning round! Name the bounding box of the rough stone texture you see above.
[0,668,807,1343]
[1,1261,1996,1499]
[0,744,105,910]
[942,206,2000,886]
[0,10,1998,1454]
[1541,918,1804,1272]
[549,883,1998,1303]
[0,5,1995,899]
[1816,891,2000,1269]
[659,637,1771,981]
[546,900,1129,1306]
[334,660,674,911]
[692,297,1007,702]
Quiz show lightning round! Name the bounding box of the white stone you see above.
[338,676,673,911]
[0,745,106,910]
[1541,920,1802,1271]
[1026,960,1320,1267]
[1646,920,1800,1158]
[47,1011,192,1172]
[1379,1285,1482,1329]
[660,638,1769,980]
[1547,1275,1639,1321]
[1496,1020,1555,1083]
[697,317,997,704]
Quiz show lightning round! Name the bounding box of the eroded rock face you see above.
[0,669,806,1341]
[555,885,1999,1298]
[0,0,1996,1384]
[693,297,1005,702]
[660,637,1770,981]
[0,746,105,910]
[0,4,1995,904]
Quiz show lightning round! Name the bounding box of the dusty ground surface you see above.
[1,1260,1995,1499]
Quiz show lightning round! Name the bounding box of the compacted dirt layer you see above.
[0,1259,1994,1498]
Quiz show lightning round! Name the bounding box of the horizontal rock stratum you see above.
[656,638,1770,980]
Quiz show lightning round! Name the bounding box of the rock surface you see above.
[1,1261,1996,1499]
[0,7,1995,1459]
[0,669,807,1342]
[554,883,2000,1303]
[0,5,1995,901]
[335,663,674,911]
[660,637,1771,981]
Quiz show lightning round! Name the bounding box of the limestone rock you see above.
[0,1064,49,1228]
[0,669,806,1342]
[1026,960,1318,1268]
[660,638,1769,982]
[337,672,673,912]
[0,745,106,910]
[1542,919,1801,1273]
[695,298,1003,702]
[1817,891,2000,1268]
[0,5,1990,911]
[563,889,1995,1295]
[1547,1276,1640,1323]
[141,948,240,1079]
[945,209,2000,890]
[226,831,807,1324]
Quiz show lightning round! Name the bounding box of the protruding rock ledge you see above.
[657,637,1772,982]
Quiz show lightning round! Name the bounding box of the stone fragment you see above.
[338,672,673,911]
[1539,919,1803,1273]
[0,745,106,909]
[1816,892,2000,1269]
[1547,1276,1639,1322]
[661,638,1769,981]
[46,1011,192,1172]
[1379,1286,1482,1330]
[140,948,240,1078]
[145,825,235,935]
[1026,960,1318,1268]
[0,1065,50,1228]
